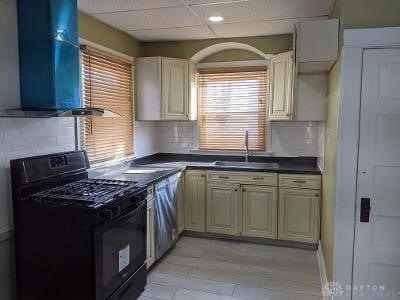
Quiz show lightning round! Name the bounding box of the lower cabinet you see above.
[176,170,321,245]
[242,185,278,239]
[177,172,185,234]
[278,188,320,243]
[206,183,240,235]
[146,186,155,269]
[184,170,206,232]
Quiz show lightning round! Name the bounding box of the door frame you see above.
[333,27,400,299]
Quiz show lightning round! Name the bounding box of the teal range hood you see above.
[0,0,119,118]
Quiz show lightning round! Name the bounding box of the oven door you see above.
[94,198,147,300]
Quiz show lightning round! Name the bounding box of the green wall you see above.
[332,0,400,43]
[139,35,292,59]
[322,59,341,281]
[200,49,265,63]
[78,11,142,56]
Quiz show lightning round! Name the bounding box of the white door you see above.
[353,49,400,299]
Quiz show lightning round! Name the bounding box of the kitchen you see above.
[0,0,400,300]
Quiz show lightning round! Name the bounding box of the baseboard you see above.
[317,240,331,300]
[182,230,318,250]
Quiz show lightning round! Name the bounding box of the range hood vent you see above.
[1,0,119,118]
[0,108,121,118]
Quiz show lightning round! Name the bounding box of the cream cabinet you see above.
[177,172,185,234]
[269,51,294,120]
[146,185,155,269]
[206,171,278,238]
[242,185,278,239]
[136,57,192,121]
[295,19,339,73]
[184,170,206,232]
[206,183,240,235]
[278,187,320,243]
[161,58,189,120]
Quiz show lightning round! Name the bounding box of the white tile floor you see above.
[139,236,322,300]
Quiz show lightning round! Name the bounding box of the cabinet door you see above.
[162,57,189,120]
[177,172,185,234]
[184,170,206,232]
[269,51,294,120]
[242,185,277,239]
[206,183,240,235]
[278,188,320,243]
[146,199,155,269]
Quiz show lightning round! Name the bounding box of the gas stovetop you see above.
[31,179,141,207]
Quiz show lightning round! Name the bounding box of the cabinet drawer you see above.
[207,171,277,186]
[279,174,321,189]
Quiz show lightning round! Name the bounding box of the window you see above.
[198,66,267,151]
[80,45,134,164]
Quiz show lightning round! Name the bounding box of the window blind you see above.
[198,66,267,151]
[80,45,134,164]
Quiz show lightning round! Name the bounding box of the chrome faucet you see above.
[244,130,250,162]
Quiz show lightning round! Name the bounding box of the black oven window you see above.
[102,213,145,285]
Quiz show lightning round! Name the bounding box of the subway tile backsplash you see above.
[134,120,325,159]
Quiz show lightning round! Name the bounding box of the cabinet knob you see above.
[201,174,205,178]
[315,193,319,197]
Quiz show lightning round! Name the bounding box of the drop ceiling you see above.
[78,0,336,42]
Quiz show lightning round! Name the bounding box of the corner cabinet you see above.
[206,183,240,236]
[278,174,321,243]
[268,51,294,120]
[184,170,206,232]
[136,57,194,121]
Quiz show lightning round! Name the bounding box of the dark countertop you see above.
[89,153,321,187]
[134,153,322,175]
[90,165,184,188]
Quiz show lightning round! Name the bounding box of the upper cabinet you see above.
[136,57,196,121]
[295,19,339,74]
[269,51,294,121]
[268,19,337,121]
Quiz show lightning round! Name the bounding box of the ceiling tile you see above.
[192,0,335,24]
[127,25,216,41]
[93,6,204,31]
[78,0,185,14]
[211,16,327,38]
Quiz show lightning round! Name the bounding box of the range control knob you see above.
[101,209,113,220]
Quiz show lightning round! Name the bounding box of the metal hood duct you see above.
[0,0,120,118]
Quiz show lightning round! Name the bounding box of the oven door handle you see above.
[102,199,146,226]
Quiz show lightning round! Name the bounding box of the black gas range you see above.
[11,151,148,300]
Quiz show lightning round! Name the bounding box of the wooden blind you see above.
[80,45,134,164]
[198,66,267,151]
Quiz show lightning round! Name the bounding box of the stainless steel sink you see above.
[213,161,279,169]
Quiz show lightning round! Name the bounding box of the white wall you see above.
[0,0,76,235]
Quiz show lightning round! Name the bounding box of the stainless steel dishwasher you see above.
[154,173,179,260]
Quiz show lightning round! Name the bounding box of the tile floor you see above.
[139,236,322,300]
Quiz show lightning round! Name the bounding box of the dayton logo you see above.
[322,281,344,297]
